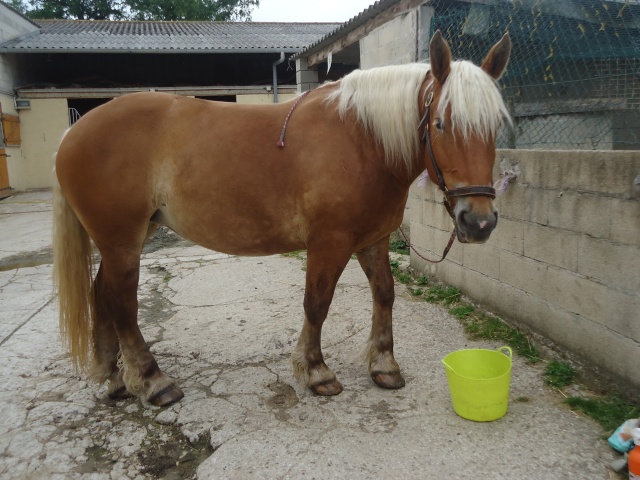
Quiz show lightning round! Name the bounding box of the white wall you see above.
[7,98,68,190]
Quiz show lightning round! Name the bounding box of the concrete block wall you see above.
[296,58,319,93]
[408,149,640,391]
[360,10,418,69]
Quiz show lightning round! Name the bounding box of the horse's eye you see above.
[434,118,444,132]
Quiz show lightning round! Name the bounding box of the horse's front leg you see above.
[291,242,352,396]
[357,235,405,389]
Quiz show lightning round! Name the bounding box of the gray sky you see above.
[250,0,376,22]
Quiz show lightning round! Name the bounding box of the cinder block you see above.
[421,200,451,231]
[458,269,539,323]
[295,57,309,72]
[499,251,548,299]
[541,304,640,388]
[548,191,611,239]
[436,259,465,286]
[544,266,607,326]
[433,228,463,265]
[423,181,439,201]
[610,197,640,245]
[497,184,548,225]
[605,289,640,343]
[487,217,524,255]
[539,152,583,191]
[523,224,579,272]
[577,236,640,292]
[409,181,428,201]
[409,220,434,257]
[297,83,318,93]
[404,195,423,225]
[296,69,318,84]
[576,152,640,196]
[409,220,461,266]
[461,242,500,280]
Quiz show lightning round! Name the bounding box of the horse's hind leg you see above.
[95,242,183,407]
[91,264,130,399]
[356,235,405,389]
[91,223,159,400]
[291,241,352,396]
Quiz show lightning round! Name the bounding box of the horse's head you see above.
[422,30,511,244]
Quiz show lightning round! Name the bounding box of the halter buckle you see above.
[425,91,434,108]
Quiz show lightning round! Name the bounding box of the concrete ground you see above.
[0,190,621,479]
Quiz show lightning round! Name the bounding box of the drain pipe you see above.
[272,52,285,103]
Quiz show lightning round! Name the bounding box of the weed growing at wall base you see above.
[543,360,576,388]
[565,396,640,434]
[400,269,541,363]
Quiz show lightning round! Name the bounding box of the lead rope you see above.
[398,225,457,264]
[277,90,311,148]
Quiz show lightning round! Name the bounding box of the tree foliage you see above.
[126,0,259,21]
[9,0,259,21]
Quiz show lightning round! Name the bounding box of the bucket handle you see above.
[497,346,512,359]
[441,346,513,372]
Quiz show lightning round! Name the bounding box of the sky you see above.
[250,0,377,23]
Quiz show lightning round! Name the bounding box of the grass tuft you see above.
[543,360,576,388]
[389,239,410,255]
[565,396,640,433]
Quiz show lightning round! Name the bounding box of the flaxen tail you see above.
[52,168,95,372]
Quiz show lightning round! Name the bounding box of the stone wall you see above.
[407,149,640,391]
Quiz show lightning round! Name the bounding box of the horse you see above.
[52,31,511,407]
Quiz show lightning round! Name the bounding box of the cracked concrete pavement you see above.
[0,190,620,479]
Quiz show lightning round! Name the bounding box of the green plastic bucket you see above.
[442,346,512,422]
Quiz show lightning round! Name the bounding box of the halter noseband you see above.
[418,86,496,220]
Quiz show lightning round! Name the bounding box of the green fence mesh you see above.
[431,0,640,150]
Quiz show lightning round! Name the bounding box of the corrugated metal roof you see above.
[0,19,340,53]
[294,0,400,59]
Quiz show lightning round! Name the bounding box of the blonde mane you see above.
[326,61,510,171]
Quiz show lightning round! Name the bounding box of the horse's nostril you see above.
[458,210,470,228]
[458,210,497,234]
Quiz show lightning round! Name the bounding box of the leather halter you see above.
[409,84,496,263]
[418,87,497,222]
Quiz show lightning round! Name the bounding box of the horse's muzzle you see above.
[456,208,498,243]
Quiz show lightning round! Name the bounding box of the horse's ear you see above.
[481,33,511,80]
[429,30,451,84]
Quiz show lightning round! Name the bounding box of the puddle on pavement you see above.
[0,248,53,272]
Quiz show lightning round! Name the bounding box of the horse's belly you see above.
[159,208,306,256]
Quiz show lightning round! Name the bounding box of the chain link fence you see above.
[430,0,640,150]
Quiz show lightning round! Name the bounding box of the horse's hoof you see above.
[107,385,133,400]
[371,371,405,389]
[148,383,184,407]
[309,379,343,396]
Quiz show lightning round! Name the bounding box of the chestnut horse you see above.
[53,31,511,406]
